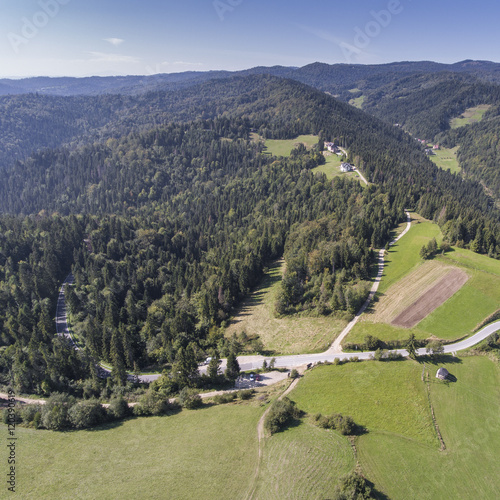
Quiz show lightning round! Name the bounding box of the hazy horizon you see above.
[1,0,499,79]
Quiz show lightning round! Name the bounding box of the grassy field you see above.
[349,95,365,109]
[379,215,443,294]
[312,153,365,185]
[359,356,500,499]
[346,215,500,344]
[263,135,319,157]
[311,152,342,179]
[450,104,491,129]
[290,360,437,446]
[428,146,461,174]
[11,403,262,500]
[253,421,355,499]
[225,260,348,354]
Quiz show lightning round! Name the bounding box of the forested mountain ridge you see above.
[2,59,500,97]
[348,71,500,200]
[1,74,498,223]
[440,110,500,197]
[360,73,500,138]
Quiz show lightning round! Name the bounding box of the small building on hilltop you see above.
[436,367,449,380]
[340,162,353,172]
[324,142,340,153]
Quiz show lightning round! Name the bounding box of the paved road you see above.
[56,213,500,383]
[56,274,112,379]
[56,274,78,349]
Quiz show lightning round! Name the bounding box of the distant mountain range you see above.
[2,60,500,97]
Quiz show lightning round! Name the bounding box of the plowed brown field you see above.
[391,269,469,328]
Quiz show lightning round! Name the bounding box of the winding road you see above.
[56,213,500,382]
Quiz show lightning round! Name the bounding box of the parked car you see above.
[249,373,255,381]
[255,374,261,381]
[204,357,212,365]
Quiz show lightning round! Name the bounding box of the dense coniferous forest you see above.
[439,110,500,196]
[0,73,499,397]
[361,73,500,139]
[0,215,95,394]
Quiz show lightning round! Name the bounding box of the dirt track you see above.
[391,269,469,328]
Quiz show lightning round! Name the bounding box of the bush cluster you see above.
[264,397,301,435]
[333,472,374,499]
[314,412,357,435]
[178,388,202,409]
[213,392,237,405]
[237,389,254,400]
[1,393,134,431]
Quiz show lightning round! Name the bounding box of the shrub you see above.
[374,348,388,361]
[334,472,373,499]
[133,390,170,416]
[41,393,76,430]
[364,335,381,350]
[68,400,107,429]
[213,392,237,404]
[387,351,403,360]
[2,407,22,425]
[178,387,202,409]
[107,396,130,420]
[314,412,357,435]
[289,369,299,379]
[426,340,444,355]
[238,389,254,400]
[264,397,301,434]
[21,405,43,428]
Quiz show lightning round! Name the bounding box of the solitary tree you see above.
[426,340,444,355]
[225,351,240,382]
[173,344,199,388]
[207,350,222,381]
[405,333,418,360]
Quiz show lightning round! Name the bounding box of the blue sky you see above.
[0,0,499,78]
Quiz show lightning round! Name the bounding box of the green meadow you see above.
[9,404,261,500]
[379,216,443,294]
[263,135,319,157]
[359,356,500,499]
[346,215,500,344]
[290,360,437,445]
[290,356,500,499]
[253,421,355,499]
[450,104,491,129]
[428,146,461,174]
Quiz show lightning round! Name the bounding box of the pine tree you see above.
[207,350,222,381]
[225,351,240,381]
[405,333,418,360]
[173,345,199,388]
